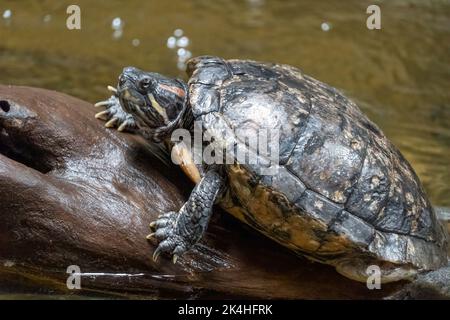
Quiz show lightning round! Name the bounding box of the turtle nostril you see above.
[0,100,10,112]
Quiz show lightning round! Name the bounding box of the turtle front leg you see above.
[148,169,224,263]
[94,86,138,133]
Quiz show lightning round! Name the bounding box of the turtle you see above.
[94,56,448,283]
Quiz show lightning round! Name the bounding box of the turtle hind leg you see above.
[334,257,418,284]
[147,169,224,263]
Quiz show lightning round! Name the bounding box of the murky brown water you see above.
[0,0,449,298]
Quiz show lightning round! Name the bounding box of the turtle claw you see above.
[152,249,161,262]
[95,110,109,120]
[94,94,138,133]
[94,100,110,108]
[147,211,190,263]
[107,85,118,94]
[117,115,137,132]
[118,122,128,132]
[105,117,118,128]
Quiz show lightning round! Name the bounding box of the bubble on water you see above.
[3,9,12,19]
[247,0,265,6]
[43,14,52,23]
[177,48,192,61]
[132,38,140,47]
[178,50,192,63]
[112,17,124,39]
[177,36,189,48]
[177,61,187,71]
[113,30,123,39]
[112,17,123,30]
[321,22,331,32]
[174,28,183,37]
[167,36,177,49]
[185,50,192,59]
[167,29,192,70]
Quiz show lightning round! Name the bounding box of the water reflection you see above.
[2,9,12,19]
[167,29,192,70]
[111,17,123,39]
[43,14,52,23]
[131,38,140,47]
[2,9,12,27]
[321,22,331,32]
[245,0,266,27]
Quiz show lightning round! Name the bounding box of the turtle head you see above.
[117,67,188,142]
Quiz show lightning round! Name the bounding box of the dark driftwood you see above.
[0,85,438,299]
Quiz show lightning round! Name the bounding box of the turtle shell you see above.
[186,56,448,271]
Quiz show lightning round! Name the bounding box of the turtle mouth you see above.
[119,85,172,131]
[118,86,147,112]
[117,85,156,128]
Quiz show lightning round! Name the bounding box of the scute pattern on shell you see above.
[186,56,448,270]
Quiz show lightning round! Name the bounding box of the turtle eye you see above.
[139,77,152,91]
[118,74,126,87]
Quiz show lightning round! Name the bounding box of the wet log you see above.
[0,85,442,299]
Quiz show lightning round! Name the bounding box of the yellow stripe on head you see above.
[148,93,169,124]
